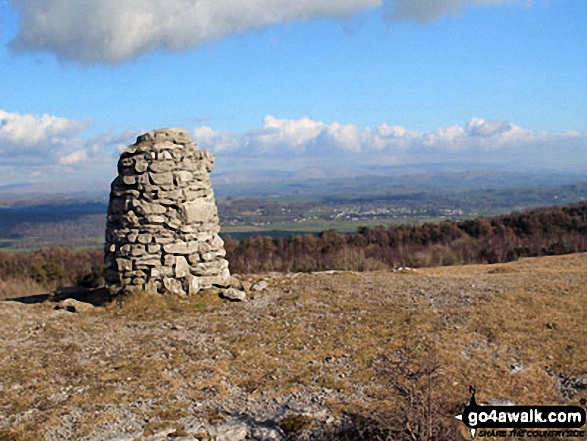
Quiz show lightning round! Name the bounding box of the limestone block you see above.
[135,158,149,173]
[163,241,198,254]
[148,215,167,224]
[186,274,200,296]
[134,256,163,267]
[136,202,167,215]
[147,244,161,254]
[222,288,247,302]
[112,189,140,198]
[163,277,186,296]
[155,236,176,244]
[131,244,147,257]
[149,161,175,173]
[123,175,137,185]
[156,189,183,200]
[163,255,177,267]
[117,258,133,272]
[174,256,191,278]
[211,235,224,249]
[180,199,217,224]
[175,171,193,184]
[138,234,153,244]
[150,267,171,279]
[124,211,140,225]
[149,172,174,185]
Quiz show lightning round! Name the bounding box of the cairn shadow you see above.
[6,286,112,307]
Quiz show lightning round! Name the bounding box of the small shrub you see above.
[279,414,313,436]
[77,264,105,288]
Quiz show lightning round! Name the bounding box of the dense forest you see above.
[224,202,587,273]
[0,202,586,293]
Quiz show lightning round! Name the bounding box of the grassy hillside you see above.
[1,253,586,440]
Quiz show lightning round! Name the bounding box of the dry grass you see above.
[0,277,48,300]
[0,253,586,440]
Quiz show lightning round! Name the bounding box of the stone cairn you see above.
[104,128,231,297]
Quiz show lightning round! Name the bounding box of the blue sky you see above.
[0,0,586,193]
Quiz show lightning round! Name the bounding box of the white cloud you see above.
[7,0,526,64]
[193,114,587,172]
[58,150,88,165]
[0,109,142,192]
[8,0,382,64]
[0,109,89,149]
[0,109,90,162]
[0,109,136,182]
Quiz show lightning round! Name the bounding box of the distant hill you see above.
[0,170,585,249]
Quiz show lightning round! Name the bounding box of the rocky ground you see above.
[1,254,586,440]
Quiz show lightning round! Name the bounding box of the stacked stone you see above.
[104,128,230,296]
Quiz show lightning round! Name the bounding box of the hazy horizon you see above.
[1,0,586,194]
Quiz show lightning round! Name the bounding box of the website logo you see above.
[455,386,586,439]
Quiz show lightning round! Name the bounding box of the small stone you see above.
[122,175,136,185]
[149,161,175,173]
[163,241,198,254]
[251,280,268,292]
[134,159,148,173]
[180,199,217,224]
[149,172,174,185]
[124,210,140,225]
[149,215,167,223]
[131,245,147,256]
[116,258,133,272]
[136,202,167,215]
[175,170,193,184]
[138,234,153,244]
[163,277,186,296]
[147,244,161,254]
[174,256,191,278]
[186,274,200,296]
[222,288,247,302]
[59,298,95,313]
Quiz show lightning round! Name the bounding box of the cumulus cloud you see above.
[0,109,140,191]
[0,109,89,148]
[58,150,88,165]
[8,0,382,64]
[0,109,137,165]
[0,109,90,162]
[7,0,524,64]
[193,114,587,171]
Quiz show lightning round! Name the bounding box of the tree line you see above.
[224,202,587,273]
[0,202,585,292]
